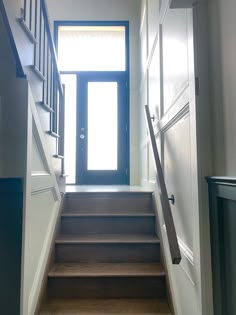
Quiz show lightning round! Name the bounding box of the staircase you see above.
[40,191,171,314]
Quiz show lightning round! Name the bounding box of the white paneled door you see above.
[160,7,201,315]
[140,1,212,313]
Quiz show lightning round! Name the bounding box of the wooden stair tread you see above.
[64,192,153,213]
[61,212,155,217]
[65,191,153,196]
[48,263,165,277]
[40,298,171,314]
[56,234,160,244]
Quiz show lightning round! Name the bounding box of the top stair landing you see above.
[64,186,153,213]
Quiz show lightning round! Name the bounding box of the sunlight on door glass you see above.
[88,82,118,170]
[61,74,76,184]
[58,26,126,71]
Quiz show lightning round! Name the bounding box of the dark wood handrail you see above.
[144,105,181,264]
[40,0,63,97]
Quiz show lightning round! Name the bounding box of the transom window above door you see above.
[55,21,130,185]
[57,25,126,71]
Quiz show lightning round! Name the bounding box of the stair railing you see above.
[145,105,181,264]
[19,0,64,160]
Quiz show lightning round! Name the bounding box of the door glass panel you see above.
[87,82,118,170]
[61,74,77,184]
[58,26,126,71]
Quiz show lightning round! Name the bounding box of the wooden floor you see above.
[40,298,171,315]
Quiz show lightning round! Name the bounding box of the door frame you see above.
[76,71,129,185]
[54,20,130,185]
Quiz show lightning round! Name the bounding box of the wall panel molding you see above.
[31,186,54,196]
[28,197,59,315]
[163,224,194,264]
[163,224,195,286]
[163,82,189,115]
[161,102,189,133]
[178,235,194,264]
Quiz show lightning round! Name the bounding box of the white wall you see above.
[209,0,236,176]
[47,0,141,185]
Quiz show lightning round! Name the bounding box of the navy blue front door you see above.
[76,72,129,185]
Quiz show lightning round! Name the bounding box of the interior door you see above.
[76,72,129,185]
[160,7,203,315]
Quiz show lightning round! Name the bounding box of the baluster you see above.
[56,87,59,134]
[42,20,46,103]
[50,60,53,131]
[33,0,38,67]
[46,43,50,106]
[56,88,60,152]
[59,85,65,156]
[38,2,42,71]
[29,0,33,30]
[23,0,27,21]
[42,19,46,76]
[52,69,57,132]
[51,62,53,110]
[34,0,37,37]
[53,82,57,133]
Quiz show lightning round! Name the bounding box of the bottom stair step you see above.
[48,278,166,299]
[48,263,166,298]
[40,298,171,315]
[48,277,166,298]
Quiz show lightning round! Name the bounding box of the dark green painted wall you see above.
[0,179,23,315]
[207,177,236,315]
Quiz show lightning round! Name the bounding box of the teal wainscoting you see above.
[0,178,23,315]
[207,177,236,315]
